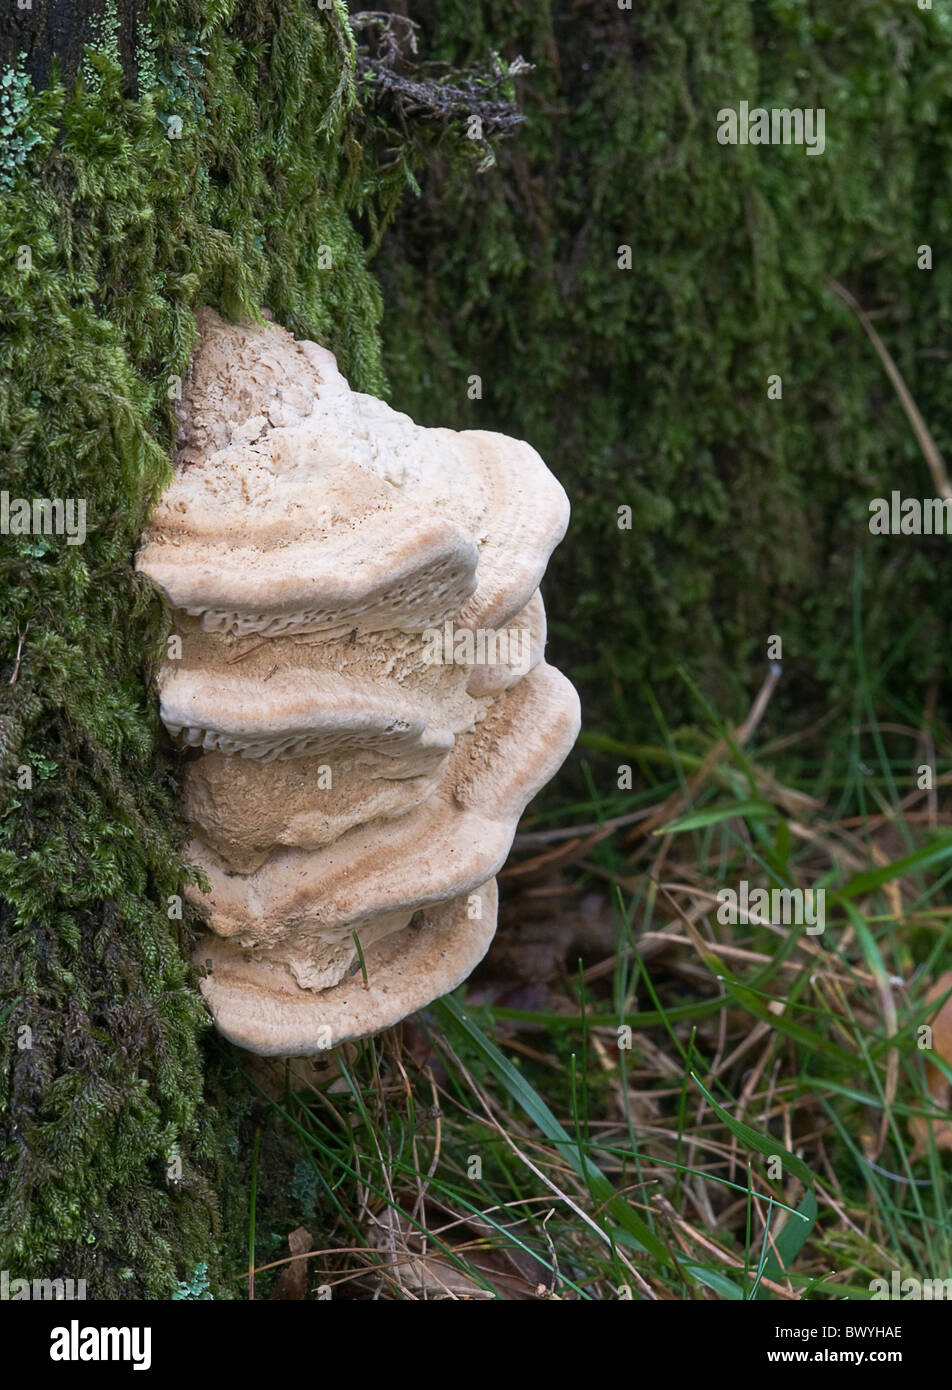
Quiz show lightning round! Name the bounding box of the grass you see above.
[232,617,952,1300]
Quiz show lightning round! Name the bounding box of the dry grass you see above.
[240,660,952,1299]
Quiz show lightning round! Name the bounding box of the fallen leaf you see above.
[364,1198,548,1300]
[269,1227,314,1300]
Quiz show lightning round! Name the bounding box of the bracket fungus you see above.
[137,309,580,1055]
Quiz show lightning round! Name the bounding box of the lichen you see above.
[81,0,122,94]
[0,53,42,190]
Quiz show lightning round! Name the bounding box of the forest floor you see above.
[225,657,952,1301]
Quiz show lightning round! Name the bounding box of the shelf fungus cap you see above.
[184,663,578,934]
[137,309,580,1054]
[199,881,499,1055]
[137,308,570,642]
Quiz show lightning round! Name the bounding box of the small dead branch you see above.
[351,10,532,151]
[8,625,28,685]
[827,276,952,499]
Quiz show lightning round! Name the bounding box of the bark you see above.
[2,0,148,95]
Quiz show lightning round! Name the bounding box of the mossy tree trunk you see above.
[0,0,391,1299]
[377,1,952,750]
[1,1,149,94]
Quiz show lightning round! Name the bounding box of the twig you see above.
[226,640,268,665]
[827,276,952,499]
[8,625,28,685]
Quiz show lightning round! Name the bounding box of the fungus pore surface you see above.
[137,308,580,1054]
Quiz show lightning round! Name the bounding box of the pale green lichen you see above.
[153,30,208,139]
[135,21,159,97]
[0,54,41,189]
[82,0,122,94]
[173,1261,213,1300]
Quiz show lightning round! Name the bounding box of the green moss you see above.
[0,0,409,1298]
[378,1,952,744]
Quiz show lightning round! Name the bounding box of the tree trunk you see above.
[0,0,387,1299]
[1,1,148,94]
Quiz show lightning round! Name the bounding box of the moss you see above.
[0,0,413,1298]
[377,0,952,743]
